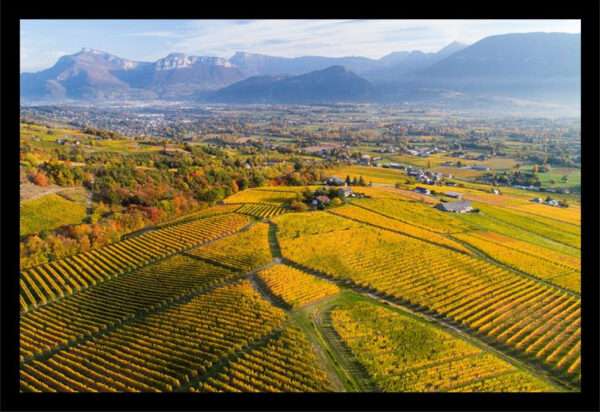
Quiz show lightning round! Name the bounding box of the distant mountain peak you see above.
[323,65,351,73]
[79,47,107,55]
[211,64,378,104]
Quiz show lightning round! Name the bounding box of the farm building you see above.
[414,187,430,195]
[339,187,353,197]
[532,198,543,203]
[315,195,331,205]
[445,191,463,199]
[437,200,473,213]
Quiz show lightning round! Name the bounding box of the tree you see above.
[427,159,432,168]
[359,176,366,186]
[456,161,463,168]
[237,178,249,191]
[561,175,568,183]
[352,177,358,186]
[345,175,351,186]
[301,188,313,202]
[533,164,539,174]
[331,198,342,206]
[549,179,556,186]
[289,201,308,212]
[33,172,48,187]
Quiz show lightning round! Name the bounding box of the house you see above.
[442,161,454,166]
[546,199,559,207]
[316,195,330,205]
[492,189,500,195]
[437,200,473,213]
[56,138,67,145]
[326,177,346,186]
[414,187,430,195]
[445,191,463,199]
[531,198,543,203]
[339,187,353,198]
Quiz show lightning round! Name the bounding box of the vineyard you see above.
[20,193,87,236]
[194,327,331,392]
[256,264,340,307]
[470,203,580,249]
[19,213,253,311]
[19,183,581,392]
[155,204,241,228]
[222,189,299,205]
[21,281,287,392]
[330,301,557,392]
[348,185,439,203]
[329,204,470,254]
[20,255,236,360]
[235,203,286,219]
[184,223,272,272]
[453,231,580,293]
[351,198,474,234]
[276,212,581,383]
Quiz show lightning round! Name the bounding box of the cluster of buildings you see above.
[407,168,448,185]
[531,197,561,207]
[404,147,446,157]
[513,185,570,194]
[413,186,474,213]
[450,152,491,161]
[56,138,81,146]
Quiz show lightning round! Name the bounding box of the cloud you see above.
[19,19,581,72]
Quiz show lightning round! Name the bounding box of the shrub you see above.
[33,172,48,187]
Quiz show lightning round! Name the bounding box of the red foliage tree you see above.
[33,172,48,187]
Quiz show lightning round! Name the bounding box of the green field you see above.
[20,193,88,236]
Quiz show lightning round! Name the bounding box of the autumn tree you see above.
[33,172,48,187]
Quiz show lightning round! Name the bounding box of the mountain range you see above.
[210,65,380,104]
[20,32,580,108]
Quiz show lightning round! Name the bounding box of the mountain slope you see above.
[397,33,581,103]
[209,65,380,104]
[21,49,245,101]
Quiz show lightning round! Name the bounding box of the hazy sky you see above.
[20,19,580,72]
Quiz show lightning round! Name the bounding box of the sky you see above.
[20,19,580,72]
